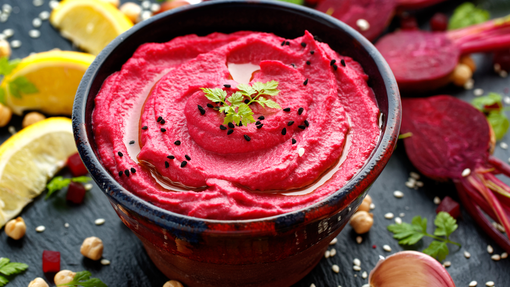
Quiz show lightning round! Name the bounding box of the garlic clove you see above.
[369,251,455,287]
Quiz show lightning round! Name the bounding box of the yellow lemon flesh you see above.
[50,0,134,55]
[0,117,76,227]
[1,51,95,115]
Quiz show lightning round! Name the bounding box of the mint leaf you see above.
[423,241,449,262]
[487,111,510,140]
[448,2,490,30]
[0,262,28,276]
[434,211,458,238]
[57,271,108,287]
[8,76,39,99]
[0,57,21,76]
[201,88,226,103]
[46,176,91,199]
[0,275,8,287]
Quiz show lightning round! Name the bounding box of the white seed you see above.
[324,250,331,258]
[95,218,105,225]
[384,213,394,219]
[395,217,402,224]
[410,172,420,180]
[399,213,405,217]
[3,29,14,37]
[473,88,484,97]
[494,63,502,72]
[310,284,316,287]
[35,225,45,232]
[0,34,5,41]
[140,10,152,21]
[33,18,42,28]
[0,13,8,23]
[64,223,69,228]
[500,70,508,78]
[353,258,361,266]
[369,203,375,210]
[150,3,160,12]
[49,0,60,9]
[405,181,415,188]
[362,285,370,287]
[415,181,424,187]
[464,251,471,259]
[84,183,93,191]
[33,0,44,7]
[332,264,339,273]
[353,265,361,271]
[100,259,110,265]
[383,245,391,252]
[393,190,404,198]
[407,177,416,185]
[8,126,16,135]
[500,142,508,149]
[39,11,50,20]
[329,248,336,257]
[356,236,362,244]
[505,96,510,105]
[362,271,367,279]
[298,148,305,157]
[443,261,451,267]
[491,254,501,261]
[434,196,441,204]
[329,238,337,245]
[501,252,508,259]
[462,168,471,177]
[486,281,495,287]
[29,30,40,38]
[356,19,370,31]
[10,40,21,48]
[2,4,12,14]
[464,78,474,90]
[487,245,494,254]
[469,281,477,287]
[141,0,151,9]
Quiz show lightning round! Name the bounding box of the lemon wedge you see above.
[0,50,95,116]
[50,0,134,55]
[0,117,76,227]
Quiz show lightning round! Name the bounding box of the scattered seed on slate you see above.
[157,116,162,122]
[301,42,306,47]
[142,126,148,130]
[283,107,291,112]
[118,171,123,177]
[174,140,181,145]
[167,155,175,159]
[124,170,130,177]
[310,50,315,55]
[165,161,169,168]
[281,40,285,46]
[341,59,346,66]
[185,155,191,161]
[333,64,338,71]
[224,84,231,88]
[285,41,290,45]
[244,135,251,141]
[220,125,227,130]
[298,107,304,115]
[306,61,311,65]
[228,122,235,129]
[161,128,166,132]
[118,151,123,157]
[181,161,187,168]
[304,120,309,127]
[292,138,296,144]
[207,103,214,108]
[258,116,265,120]
[129,140,135,145]
[330,59,336,66]
[257,124,263,129]
[298,125,306,130]
[282,128,287,135]
[287,121,294,126]
[131,168,136,174]
[198,105,206,115]
[303,79,309,86]
[227,129,234,135]
[160,119,165,124]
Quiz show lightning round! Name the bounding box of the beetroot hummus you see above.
[92,31,380,220]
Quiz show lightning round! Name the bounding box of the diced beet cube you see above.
[66,182,87,204]
[436,196,461,219]
[430,13,448,32]
[400,15,418,31]
[67,153,88,177]
[42,250,60,273]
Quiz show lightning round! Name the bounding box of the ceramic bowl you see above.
[73,1,401,286]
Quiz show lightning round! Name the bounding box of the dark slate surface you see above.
[1,0,510,286]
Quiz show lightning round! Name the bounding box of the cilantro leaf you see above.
[448,2,490,30]
[57,271,108,287]
[472,93,509,139]
[46,176,91,199]
[387,222,424,245]
[0,259,8,269]
[201,88,226,103]
[0,275,8,287]
[0,262,28,276]
[472,92,502,112]
[423,241,449,262]
[0,57,21,76]
[237,104,256,126]
[8,76,39,99]
[226,92,245,107]
[257,97,281,109]
[237,84,257,96]
[434,211,458,238]
[412,216,428,233]
[487,111,510,140]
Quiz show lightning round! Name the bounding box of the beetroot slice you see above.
[402,95,510,252]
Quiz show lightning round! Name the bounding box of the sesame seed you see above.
[174,140,181,145]
[362,271,368,279]
[306,61,311,65]
[491,254,501,261]
[474,88,484,97]
[304,120,309,127]
[393,190,404,198]
[10,40,21,48]
[486,282,495,287]
[434,196,441,204]
[462,168,471,177]
[95,218,105,225]
[185,155,191,160]
[464,79,475,90]
[131,168,136,173]
[35,225,45,232]
[330,248,336,257]
[33,18,42,28]
[142,126,148,130]
[227,129,234,135]
[370,203,375,209]
[383,245,392,252]
[181,161,187,168]
[298,148,305,157]
[220,125,227,130]
[415,181,424,187]
[330,59,336,66]
[310,284,316,287]
[341,59,346,67]
[157,116,162,122]
[29,29,40,38]
[324,250,331,258]
[353,265,361,271]
[258,116,265,120]
[384,213,394,219]
[167,155,175,159]
[207,103,214,108]
[356,236,362,244]
[100,259,111,266]
[287,121,294,126]
[129,140,135,145]
[298,107,304,115]
[224,84,231,88]
[487,245,494,254]
[257,124,263,129]
[161,128,166,132]
[165,161,169,168]
[330,238,337,245]
[125,170,129,177]
[332,265,339,273]
[3,29,13,37]
[281,128,287,135]
[301,42,306,47]
[198,105,206,115]
[64,223,69,228]
[298,125,306,130]
[353,258,361,266]
[303,79,309,86]
[469,281,477,287]
[410,172,420,179]
[33,0,44,7]
[310,50,315,55]
[395,217,402,224]
[464,251,471,258]
[501,252,508,259]
[228,122,235,128]
[40,11,50,20]
[244,135,251,141]
[356,19,370,31]
[84,183,93,190]
[118,171,123,176]
[292,138,296,144]
[283,107,291,112]
[501,142,508,149]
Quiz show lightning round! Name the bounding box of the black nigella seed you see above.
[131,168,136,174]
[310,50,315,55]
[304,120,309,127]
[227,129,234,135]
[228,122,235,129]
[167,155,175,159]
[185,155,191,161]
[224,84,231,88]
[341,59,346,67]
[174,140,181,145]
[330,59,336,66]
[165,161,169,168]
[244,135,251,141]
[118,171,123,177]
[255,121,261,125]
[198,105,206,115]
[290,63,296,68]
[258,116,265,120]
[292,138,297,144]
[239,121,243,127]
[285,41,290,45]
[161,128,166,132]
[157,116,162,122]
[129,140,135,145]
[306,61,311,65]
[207,103,214,108]
[314,35,322,42]
[282,127,287,135]
[301,42,306,48]
[124,170,130,177]
[333,64,338,71]
[181,161,187,168]
[298,107,304,115]
[219,125,227,130]
[298,125,306,130]
[303,79,309,86]
[257,124,263,129]
[160,119,166,124]
[118,151,123,157]
[244,99,250,104]
[142,126,148,130]
[287,121,294,126]
[283,107,291,112]
[281,40,285,46]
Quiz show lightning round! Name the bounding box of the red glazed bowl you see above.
[73,1,401,286]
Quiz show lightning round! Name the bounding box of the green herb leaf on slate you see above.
[448,2,490,30]
[46,176,91,199]
[0,257,29,286]
[57,271,108,287]
[472,93,509,139]
[423,241,450,262]
[434,211,459,238]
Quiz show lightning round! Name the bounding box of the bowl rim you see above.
[73,0,401,228]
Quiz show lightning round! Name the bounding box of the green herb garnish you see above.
[0,57,20,76]
[0,257,29,287]
[448,2,490,30]
[387,212,461,262]
[57,271,107,287]
[398,132,413,139]
[201,81,281,126]
[472,92,509,140]
[46,176,91,199]
[0,56,39,102]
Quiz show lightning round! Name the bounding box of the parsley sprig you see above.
[45,176,91,199]
[387,212,461,261]
[57,271,107,287]
[0,257,29,287]
[201,81,281,126]
[0,57,38,103]
[472,92,509,139]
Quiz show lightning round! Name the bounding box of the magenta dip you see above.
[92,31,380,220]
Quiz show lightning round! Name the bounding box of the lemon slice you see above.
[50,0,134,55]
[0,51,95,116]
[0,117,76,227]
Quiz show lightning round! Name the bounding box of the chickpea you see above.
[22,112,46,128]
[101,0,120,8]
[452,63,473,87]
[460,55,476,72]
[0,39,11,58]
[356,195,372,212]
[80,236,104,260]
[5,217,26,240]
[163,280,184,287]
[120,2,142,23]
[28,278,49,287]
[54,270,76,285]
[0,103,12,128]
[349,211,374,234]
